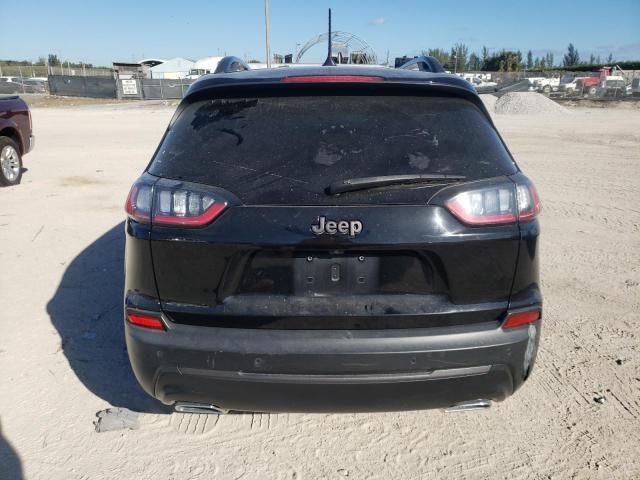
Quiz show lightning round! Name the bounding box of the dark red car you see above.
[0,95,34,186]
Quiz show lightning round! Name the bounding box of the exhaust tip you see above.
[174,402,229,415]
[445,399,492,413]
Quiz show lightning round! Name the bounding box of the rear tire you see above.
[587,86,597,96]
[0,137,23,186]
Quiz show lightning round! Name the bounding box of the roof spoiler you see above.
[397,56,445,73]
[214,56,251,74]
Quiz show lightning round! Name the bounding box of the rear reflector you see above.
[282,75,383,83]
[126,312,166,331]
[502,309,540,329]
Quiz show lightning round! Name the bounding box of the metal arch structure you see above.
[295,31,377,64]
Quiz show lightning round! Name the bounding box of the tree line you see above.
[0,54,100,69]
[3,45,637,74]
[421,43,621,72]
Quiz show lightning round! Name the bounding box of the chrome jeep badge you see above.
[311,216,363,237]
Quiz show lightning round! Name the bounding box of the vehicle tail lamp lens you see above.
[502,309,541,329]
[125,182,152,224]
[125,178,228,228]
[126,312,166,331]
[516,182,541,222]
[445,186,517,225]
[445,180,541,226]
[153,188,227,227]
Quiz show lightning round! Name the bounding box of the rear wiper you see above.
[327,174,466,195]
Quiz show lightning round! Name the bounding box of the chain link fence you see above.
[0,64,113,78]
[141,79,193,99]
[462,69,640,99]
[48,75,117,98]
[115,78,194,100]
[4,65,639,101]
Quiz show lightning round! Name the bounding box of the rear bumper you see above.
[125,309,541,412]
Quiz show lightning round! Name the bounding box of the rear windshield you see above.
[149,95,517,205]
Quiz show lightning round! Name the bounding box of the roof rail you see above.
[214,56,251,74]
[397,56,445,73]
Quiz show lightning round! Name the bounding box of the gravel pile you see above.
[494,92,568,115]
[479,94,498,114]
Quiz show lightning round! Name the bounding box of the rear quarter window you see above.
[149,94,517,205]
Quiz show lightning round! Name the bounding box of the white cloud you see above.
[368,17,385,26]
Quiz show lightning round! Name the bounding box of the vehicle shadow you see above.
[46,223,169,413]
[0,420,22,480]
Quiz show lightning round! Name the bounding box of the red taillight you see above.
[516,182,541,222]
[152,187,228,227]
[445,185,517,225]
[125,183,152,224]
[502,309,541,329]
[154,202,227,226]
[282,75,383,83]
[444,180,540,226]
[125,177,229,228]
[126,312,166,331]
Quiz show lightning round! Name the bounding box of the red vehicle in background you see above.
[575,75,601,96]
[0,95,34,186]
[574,67,617,96]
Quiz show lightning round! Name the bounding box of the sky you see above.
[2,0,639,66]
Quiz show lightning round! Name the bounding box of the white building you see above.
[186,57,224,79]
[149,58,195,79]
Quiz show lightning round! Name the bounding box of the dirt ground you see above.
[0,103,639,480]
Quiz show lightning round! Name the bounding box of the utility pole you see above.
[264,0,272,68]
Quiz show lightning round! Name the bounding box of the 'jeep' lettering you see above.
[311,216,363,237]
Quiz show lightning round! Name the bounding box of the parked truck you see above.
[596,76,629,98]
[575,75,601,96]
[574,67,626,97]
[0,96,34,186]
[533,77,560,94]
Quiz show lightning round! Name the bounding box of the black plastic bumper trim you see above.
[177,365,491,384]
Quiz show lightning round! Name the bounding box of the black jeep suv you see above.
[124,63,541,413]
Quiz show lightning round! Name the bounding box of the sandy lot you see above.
[1,103,639,480]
